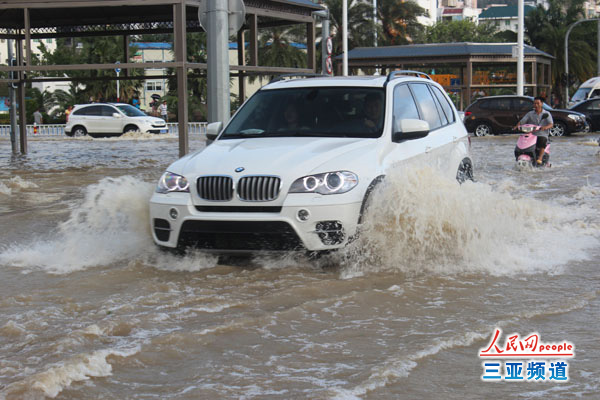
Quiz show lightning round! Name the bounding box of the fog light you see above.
[169,207,179,220]
[297,209,310,221]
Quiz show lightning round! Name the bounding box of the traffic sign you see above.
[115,61,121,74]
[325,56,333,75]
[326,36,333,56]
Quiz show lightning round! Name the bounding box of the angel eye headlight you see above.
[289,171,358,195]
[156,172,189,193]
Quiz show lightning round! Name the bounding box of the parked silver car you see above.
[65,103,167,137]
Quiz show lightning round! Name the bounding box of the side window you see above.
[489,98,511,111]
[410,83,442,130]
[431,86,455,123]
[479,99,491,110]
[100,106,116,116]
[392,84,420,123]
[85,105,104,116]
[72,107,87,116]
[514,98,533,112]
[591,89,600,98]
[591,100,600,110]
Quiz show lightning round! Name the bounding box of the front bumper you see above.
[149,192,363,252]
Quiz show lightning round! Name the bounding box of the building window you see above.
[505,20,510,26]
[46,39,52,44]
[33,39,40,43]
[146,81,163,91]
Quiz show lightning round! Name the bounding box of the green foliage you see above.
[423,20,502,44]
[323,0,378,55]
[525,0,595,100]
[376,0,427,45]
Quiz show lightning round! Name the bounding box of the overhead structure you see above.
[0,0,322,156]
[340,42,553,110]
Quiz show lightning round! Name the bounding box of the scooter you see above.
[514,124,551,168]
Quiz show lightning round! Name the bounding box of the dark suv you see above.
[464,95,587,136]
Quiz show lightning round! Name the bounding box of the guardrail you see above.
[0,122,208,137]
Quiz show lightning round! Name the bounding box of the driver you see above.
[515,97,553,165]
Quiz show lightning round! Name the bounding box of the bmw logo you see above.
[235,167,245,173]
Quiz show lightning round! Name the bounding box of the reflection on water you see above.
[0,134,599,399]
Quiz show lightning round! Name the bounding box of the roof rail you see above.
[270,73,328,83]
[386,70,432,82]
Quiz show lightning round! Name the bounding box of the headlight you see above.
[289,171,358,195]
[156,172,189,193]
[567,114,581,121]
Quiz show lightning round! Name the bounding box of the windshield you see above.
[221,87,385,139]
[116,104,147,117]
[571,87,591,103]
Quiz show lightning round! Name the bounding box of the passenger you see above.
[363,93,383,131]
[281,101,301,130]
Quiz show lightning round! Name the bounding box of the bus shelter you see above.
[0,0,322,156]
[339,42,554,110]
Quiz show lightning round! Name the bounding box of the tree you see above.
[376,0,427,45]
[525,0,595,104]
[423,20,501,44]
[324,0,378,56]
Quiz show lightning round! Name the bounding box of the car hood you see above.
[551,108,585,116]
[169,137,379,178]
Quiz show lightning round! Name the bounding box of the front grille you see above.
[197,176,233,201]
[238,176,281,201]
[178,220,304,251]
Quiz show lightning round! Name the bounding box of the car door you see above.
[584,99,600,131]
[99,105,122,134]
[491,97,517,132]
[385,83,434,169]
[513,98,534,128]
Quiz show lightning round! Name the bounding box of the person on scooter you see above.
[515,97,553,165]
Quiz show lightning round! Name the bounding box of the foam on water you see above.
[0,176,39,196]
[0,176,155,274]
[338,167,599,278]
[1,347,139,399]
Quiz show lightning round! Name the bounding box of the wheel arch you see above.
[358,175,386,225]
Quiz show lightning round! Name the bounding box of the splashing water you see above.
[338,167,599,278]
[0,176,155,274]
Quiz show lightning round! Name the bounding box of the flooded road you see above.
[1,133,599,399]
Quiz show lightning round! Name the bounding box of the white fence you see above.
[0,122,208,137]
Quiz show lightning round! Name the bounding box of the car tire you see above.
[549,121,566,137]
[71,126,87,137]
[123,125,139,135]
[474,122,492,137]
[456,158,474,184]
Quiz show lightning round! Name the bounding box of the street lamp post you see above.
[565,18,600,105]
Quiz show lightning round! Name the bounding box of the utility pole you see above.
[7,36,18,154]
[206,0,230,123]
[342,0,348,76]
[517,0,524,96]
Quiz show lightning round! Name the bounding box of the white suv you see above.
[149,72,473,253]
[65,103,167,137]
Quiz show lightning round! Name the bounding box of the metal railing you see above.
[0,122,208,137]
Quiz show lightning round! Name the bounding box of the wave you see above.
[338,167,599,278]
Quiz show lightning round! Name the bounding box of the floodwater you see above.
[0,132,599,399]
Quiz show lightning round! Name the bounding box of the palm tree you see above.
[525,0,595,104]
[376,0,427,45]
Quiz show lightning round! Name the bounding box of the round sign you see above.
[326,36,333,56]
[115,61,121,74]
[325,56,333,75]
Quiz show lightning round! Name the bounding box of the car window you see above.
[392,84,420,124]
[116,104,147,117]
[489,98,511,111]
[478,99,491,109]
[590,100,600,110]
[222,87,385,139]
[100,105,116,116]
[591,89,600,98]
[75,105,103,116]
[514,98,533,112]
[409,83,442,130]
[430,86,455,123]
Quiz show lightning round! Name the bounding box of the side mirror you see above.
[112,113,121,118]
[206,121,223,142]
[392,119,430,142]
